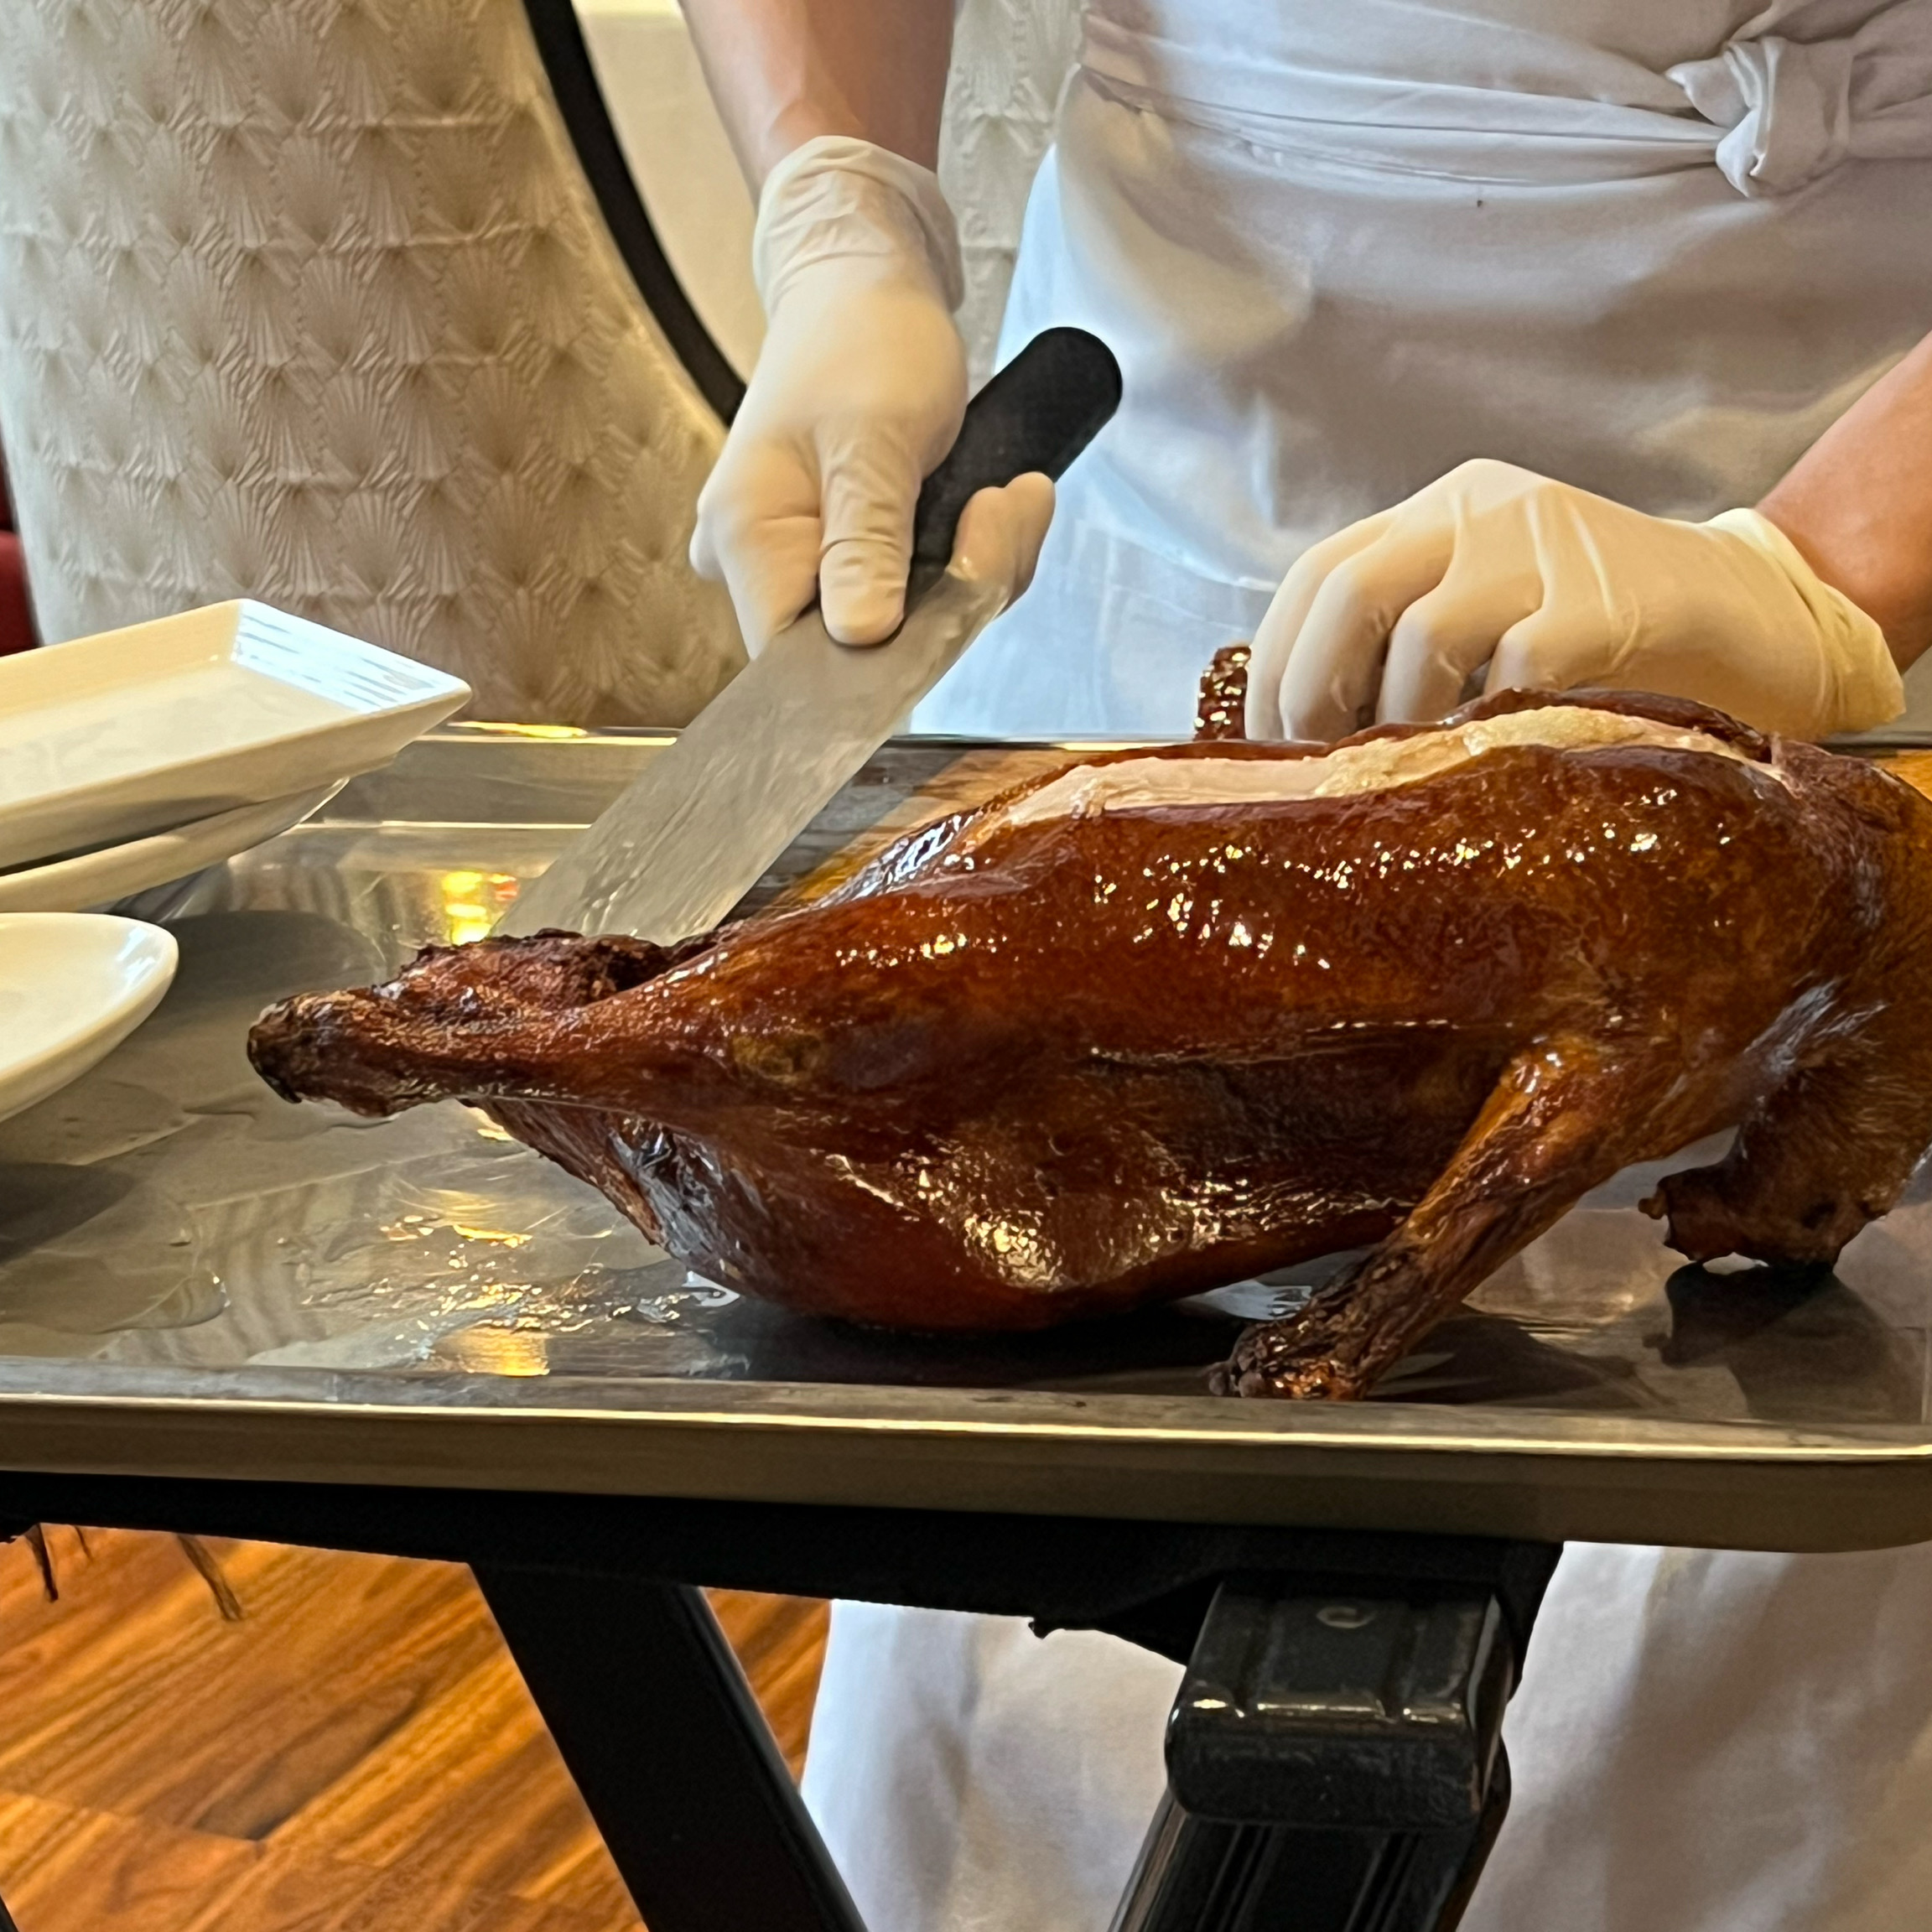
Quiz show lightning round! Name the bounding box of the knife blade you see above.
[500,327,1123,943]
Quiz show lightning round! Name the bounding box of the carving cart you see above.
[5,730,1930,1932]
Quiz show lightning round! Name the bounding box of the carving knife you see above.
[500,327,1123,943]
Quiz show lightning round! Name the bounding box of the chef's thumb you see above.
[951,473,1056,601]
[818,442,922,646]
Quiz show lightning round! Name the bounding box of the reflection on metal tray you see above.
[3,721,1932,1552]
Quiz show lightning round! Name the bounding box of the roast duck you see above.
[248,667,1932,1400]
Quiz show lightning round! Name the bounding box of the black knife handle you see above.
[909,328,1123,571]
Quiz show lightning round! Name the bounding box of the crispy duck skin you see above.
[248,687,1932,1399]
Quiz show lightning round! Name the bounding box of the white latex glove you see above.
[1244,459,1903,743]
[691,137,972,651]
[949,472,1057,606]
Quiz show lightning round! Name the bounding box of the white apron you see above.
[816,6,1932,1929]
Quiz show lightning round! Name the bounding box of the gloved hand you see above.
[1244,459,1904,743]
[691,137,972,651]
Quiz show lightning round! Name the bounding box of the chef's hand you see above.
[691,137,973,652]
[1244,459,1903,743]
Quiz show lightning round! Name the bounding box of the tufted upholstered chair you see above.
[940,0,1081,387]
[0,0,744,725]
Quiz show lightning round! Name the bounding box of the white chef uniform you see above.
[810,5,1932,1929]
[918,0,1932,738]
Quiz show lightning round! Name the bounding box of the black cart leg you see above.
[1113,1549,1554,1932]
[1114,1758,1511,1932]
[475,1569,865,1932]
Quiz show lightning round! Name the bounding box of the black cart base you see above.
[0,1476,1556,1932]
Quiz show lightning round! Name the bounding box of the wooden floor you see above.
[0,1530,828,1930]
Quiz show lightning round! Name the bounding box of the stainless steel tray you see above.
[5,724,1932,1550]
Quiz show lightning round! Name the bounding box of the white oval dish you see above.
[0,914,179,1124]
[0,600,467,870]
[0,782,342,914]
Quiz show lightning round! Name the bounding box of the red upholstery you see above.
[0,444,32,654]
[0,533,29,655]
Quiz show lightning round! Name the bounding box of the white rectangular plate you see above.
[0,600,470,868]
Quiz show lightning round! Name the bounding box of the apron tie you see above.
[1670,1,1932,197]
[1083,0,1932,194]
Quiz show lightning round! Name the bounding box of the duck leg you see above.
[1646,1019,1932,1270]
[1216,1036,1684,1400]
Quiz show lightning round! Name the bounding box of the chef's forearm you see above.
[680,0,955,186]
[1759,330,1932,669]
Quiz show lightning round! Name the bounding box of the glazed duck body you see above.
[249,691,1932,1398]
